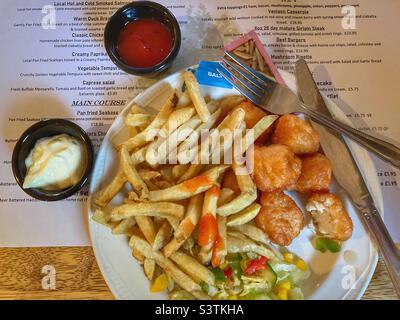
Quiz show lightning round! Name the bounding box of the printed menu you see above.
[0,0,399,246]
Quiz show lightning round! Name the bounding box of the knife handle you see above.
[300,104,400,169]
[360,204,400,297]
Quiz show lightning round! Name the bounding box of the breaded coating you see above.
[234,100,272,143]
[221,169,241,196]
[256,191,304,246]
[272,114,320,155]
[296,153,332,194]
[306,193,353,241]
[251,144,301,192]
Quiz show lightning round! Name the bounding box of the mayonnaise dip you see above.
[23,134,85,190]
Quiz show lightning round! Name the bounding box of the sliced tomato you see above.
[244,256,268,275]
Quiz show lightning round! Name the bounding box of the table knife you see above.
[295,59,400,297]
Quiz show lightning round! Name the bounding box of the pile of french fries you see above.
[231,39,273,77]
[92,71,281,299]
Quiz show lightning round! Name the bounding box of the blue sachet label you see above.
[195,61,232,89]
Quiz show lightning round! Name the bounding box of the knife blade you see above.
[295,59,400,297]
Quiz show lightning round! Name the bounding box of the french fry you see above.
[198,246,212,265]
[255,47,265,72]
[178,108,245,182]
[128,126,139,138]
[170,251,215,285]
[136,216,156,244]
[143,179,159,191]
[175,193,203,242]
[233,162,255,193]
[217,95,244,120]
[172,164,190,181]
[159,166,175,182]
[95,168,126,208]
[155,117,202,165]
[235,44,246,52]
[130,104,148,114]
[163,193,203,257]
[244,41,249,52]
[153,220,173,251]
[166,272,175,291]
[217,188,236,207]
[177,90,191,108]
[217,162,257,216]
[129,235,210,299]
[229,222,270,245]
[145,106,197,166]
[119,93,177,152]
[153,180,173,189]
[197,186,220,265]
[132,248,145,264]
[182,236,196,254]
[249,39,254,56]
[125,113,154,127]
[147,165,228,202]
[183,71,210,122]
[120,146,149,199]
[166,216,180,232]
[91,209,118,228]
[226,203,261,226]
[227,231,278,261]
[211,215,227,267]
[138,169,161,181]
[144,258,156,280]
[109,202,185,221]
[131,146,147,165]
[240,115,278,153]
[112,217,136,235]
[162,106,196,133]
[198,186,220,247]
[233,50,252,60]
[177,109,221,165]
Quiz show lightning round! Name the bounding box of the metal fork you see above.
[218,51,400,169]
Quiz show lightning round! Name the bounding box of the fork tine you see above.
[222,57,267,91]
[218,63,263,98]
[224,50,276,85]
[216,67,262,106]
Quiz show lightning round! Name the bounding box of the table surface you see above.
[0,247,397,300]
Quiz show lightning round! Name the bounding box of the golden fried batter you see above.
[256,191,304,246]
[306,193,353,241]
[296,153,332,194]
[234,100,272,143]
[251,144,301,192]
[272,114,320,155]
[221,169,241,196]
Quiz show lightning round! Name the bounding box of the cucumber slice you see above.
[260,265,277,289]
[169,290,195,300]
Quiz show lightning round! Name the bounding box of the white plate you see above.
[87,69,382,300]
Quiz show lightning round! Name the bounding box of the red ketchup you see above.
[117,19,173,68]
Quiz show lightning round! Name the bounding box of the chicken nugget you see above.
[306,192,353,241]
[251,144,301,192]
[256,191,304,246]
[221,169,241,196]
[234,100,273,143]
[272,114,320,155]
[296,153,332,194]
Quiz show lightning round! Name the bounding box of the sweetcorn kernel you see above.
[296,259,308,271]
[150,273,168,292]
[278,287,288,300]
[283,253,294,263]
[279,280,292,291]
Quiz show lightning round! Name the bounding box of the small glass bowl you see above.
[12,119,94,201]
